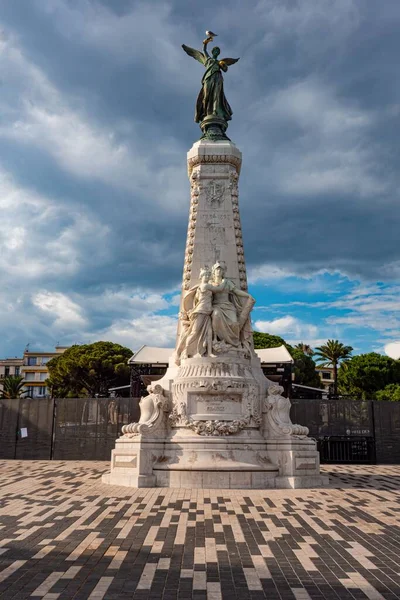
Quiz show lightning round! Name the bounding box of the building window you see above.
[35,386,47,397]
[27,357,37,366]
[39,372,47,381]
[15,367,20,376]
[41,357,51,365]
[26,386,35,397]
[24,373,35,381]
[5,367,10,376]
[321,371,332,380]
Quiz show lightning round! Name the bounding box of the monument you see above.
[103,32,328,489]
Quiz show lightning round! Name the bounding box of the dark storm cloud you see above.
[0,0,399,355]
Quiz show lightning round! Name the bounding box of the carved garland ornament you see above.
[183,169,201,289]
[187,419,247,436]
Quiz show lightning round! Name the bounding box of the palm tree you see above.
[313,340,353,397]
[294,343,314,356]
[0,375,27,399]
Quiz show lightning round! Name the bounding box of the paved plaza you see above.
[0,462,399,599]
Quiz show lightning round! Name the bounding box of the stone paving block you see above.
[0,461,400,598]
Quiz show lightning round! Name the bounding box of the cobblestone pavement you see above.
[0,462,399,600]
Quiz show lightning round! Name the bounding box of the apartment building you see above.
[0,357,24,388]
[315,366,334,390]
[21,346,68,397]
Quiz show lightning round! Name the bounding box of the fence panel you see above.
[373,401,400,464]
[0,399,18,458]
[290,398,372,437]
[317,437,374,464]
[15,397,54,460]
[52,397,140,461]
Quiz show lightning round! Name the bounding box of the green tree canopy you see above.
[47,341,132,397]
[338,353,400,399]
[290,347,322,388]
[375,383,400,402]
[0,375,27,399]
[313,339,353,396]
[253,332,287,349]
[253,332,321,388]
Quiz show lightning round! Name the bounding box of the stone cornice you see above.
[187,154,242,177]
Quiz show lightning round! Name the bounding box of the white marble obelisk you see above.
[183,140,246,293]
[103,136,328,489]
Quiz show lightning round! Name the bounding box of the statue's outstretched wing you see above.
[219,57,240,66]
[182,44,206,65]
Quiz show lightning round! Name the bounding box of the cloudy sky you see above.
[0,0,399,359]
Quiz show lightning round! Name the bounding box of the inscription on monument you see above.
[189,393,242,420]
[113,454,137,469]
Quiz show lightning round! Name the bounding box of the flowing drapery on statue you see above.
[176,267,214,361]
[210,262,254,354]
[182,37,239,140]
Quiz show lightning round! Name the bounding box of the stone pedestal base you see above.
[153,433,278,489]
[101,434,329,489]
[266,438,329,488]
[102,437,163,488]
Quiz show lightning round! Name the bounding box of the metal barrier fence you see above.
[0,396,399,463]
[317,437,375,464]
[53,397,140,461]
[0,397,54,460]
[0,397,140,461]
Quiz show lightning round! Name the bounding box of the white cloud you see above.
[0,29,187,210]
[324,283,400,339]
[384,342,400,360]
[97,315,177,352]
[255,0,360,44]
[169,294,181,307]
[248,78,382,198]
[248,264,296,284]
[86,289,170,320]
[33,292,86,327]
[0,36,146,191]
[0,167,109,279]
[254,315,318,340]
[34,0,195,88]
[1,284,179,356]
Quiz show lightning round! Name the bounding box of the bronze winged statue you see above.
[182,34,239,140]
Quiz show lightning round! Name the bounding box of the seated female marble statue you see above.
[176,263,255,362]
[210,262,255,353]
